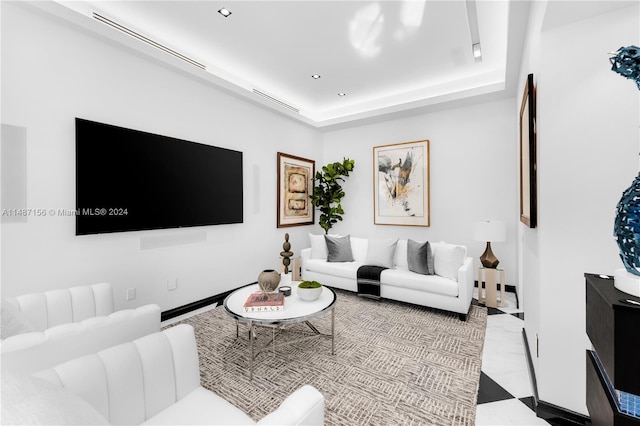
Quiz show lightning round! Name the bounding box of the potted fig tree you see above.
[310,158,355,234]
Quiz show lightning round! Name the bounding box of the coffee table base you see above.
[237,306,335,380]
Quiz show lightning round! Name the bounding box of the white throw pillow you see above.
[2,371,109,425]
[364,239,398,268]
[433,242,466,281]
[350,237,369,263]
[394,240,409,268]
[309,234,330,259]
[1,298,35,339]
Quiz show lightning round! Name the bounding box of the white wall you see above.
[520,2,640,415]
[0,2,323,311]
[518,0,545,395]
[322,98,519,285]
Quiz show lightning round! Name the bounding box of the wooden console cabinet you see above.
[585,273,640,425]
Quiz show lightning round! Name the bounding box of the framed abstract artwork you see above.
[277,152,315,228]
[519,73,537,228]
[373,140,430,227]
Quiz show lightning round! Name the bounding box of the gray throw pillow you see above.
[407,239,434,275]
[325,235,354,262]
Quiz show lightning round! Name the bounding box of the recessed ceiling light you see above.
[311,74,321,79]
[472,42,482,60]
[338,92,347,97]
[218,8,232,17]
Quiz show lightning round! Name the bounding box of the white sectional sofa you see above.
[1,282,161,375]
[17,324,324,425]
[301,235,474,320]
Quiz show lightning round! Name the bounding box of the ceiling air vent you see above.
[92,13,206,70]
[252,89,299,113]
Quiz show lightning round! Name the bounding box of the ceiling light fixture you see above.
[311,74,321,79]
[218,8,232,18]
[472,43,482,59]
[338,93,347,97]
[465,0,482,62]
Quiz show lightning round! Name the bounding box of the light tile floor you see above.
[475,288,552,425]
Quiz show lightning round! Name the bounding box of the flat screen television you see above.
[76,118,243,235]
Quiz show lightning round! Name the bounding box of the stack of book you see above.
[243,291,285,312]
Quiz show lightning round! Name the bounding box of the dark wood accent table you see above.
[585,273,640,425]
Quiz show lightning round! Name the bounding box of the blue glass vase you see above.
[614,172,640,276]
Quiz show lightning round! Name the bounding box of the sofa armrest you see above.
[2,304,161,375]
[457,257,475,305]
[257,384,324,426]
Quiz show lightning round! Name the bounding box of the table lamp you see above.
[474,220,506,268]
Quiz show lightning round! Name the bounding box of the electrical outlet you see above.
[168,279,177,291]
[126,288,136,301]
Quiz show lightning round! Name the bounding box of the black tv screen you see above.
[76,118,243,235]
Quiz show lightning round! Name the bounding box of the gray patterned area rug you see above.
[171,290,487,426]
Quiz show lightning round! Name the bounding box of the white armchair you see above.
[1,282,161,375]
[32,324,325,425]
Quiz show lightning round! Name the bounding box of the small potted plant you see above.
[297,280,323,301]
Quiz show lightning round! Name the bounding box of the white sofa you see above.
[301,236,474,320]
[1,282,161,375]
[25,324,325,425]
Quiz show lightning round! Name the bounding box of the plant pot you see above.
[297,284,323,301]
[257,269,281,293]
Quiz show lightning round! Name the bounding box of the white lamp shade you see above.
[474,220,506,242]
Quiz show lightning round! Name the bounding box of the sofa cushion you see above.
[380,269,459,297]
[303,259,362,280]
[407,240,434,275]
[325,235,354,262]
[432,242,466,282]
[142,388,254,425]
[365,239,398,268]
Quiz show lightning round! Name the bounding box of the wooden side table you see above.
[478,267,505,308]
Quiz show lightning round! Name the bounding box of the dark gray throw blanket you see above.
[357,265,388,299]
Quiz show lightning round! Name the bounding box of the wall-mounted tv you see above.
[76,118,243,235]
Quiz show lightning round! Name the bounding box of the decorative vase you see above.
[610,46,640,297]
[614,172,640,276]
[614,172,640,297]
[257,269,281,293]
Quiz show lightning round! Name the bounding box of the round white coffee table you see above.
[223,283,336,379]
